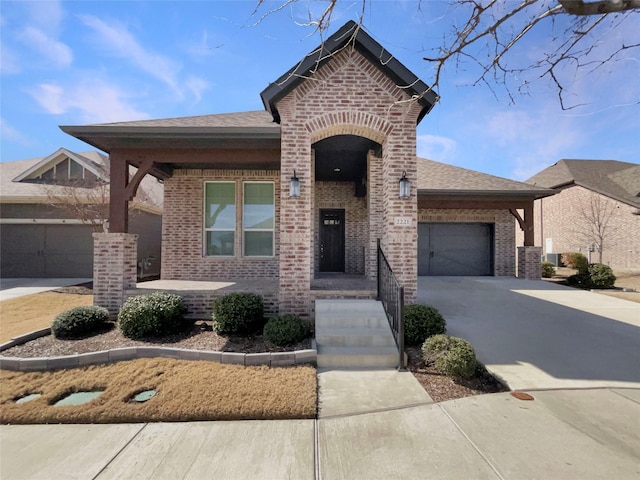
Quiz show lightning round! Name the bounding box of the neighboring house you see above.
[0,147,163,278]
[61,21,552,316]
[524,159,640,271]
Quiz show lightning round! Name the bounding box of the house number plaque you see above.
[394,217,412,226]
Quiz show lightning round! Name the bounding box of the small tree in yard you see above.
[575,192,618,264]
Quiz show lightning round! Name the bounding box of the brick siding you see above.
[93,233,138,314]
[517,246,542,279]
[162,169,281,280]
[417,209,516,276]
[519,185,640,270]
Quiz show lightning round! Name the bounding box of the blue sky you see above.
[1,0,638,180]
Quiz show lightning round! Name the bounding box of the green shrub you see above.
[51,306,110,339]
[588,263,616,288]
[263,314,312,346]
[567,272,592,288]
[541,261,555,278]
[422,334,477,379]
[211,293,265,335]
[562,252,589,272]
[118,292,190,340]
[403,304,446,346]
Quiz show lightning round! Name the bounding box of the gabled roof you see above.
[12,147,108,182]
[417,158,555,198]
[260,20,438,124]
[0,149,163,213]
[525,159,640,208]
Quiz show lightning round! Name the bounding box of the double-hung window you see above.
[204,182,235,256]
[243,182,274,256]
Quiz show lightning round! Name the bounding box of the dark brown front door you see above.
[320,209,345,272]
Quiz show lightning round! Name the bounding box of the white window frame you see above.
[203,181,236,257]
[242,181,275,257]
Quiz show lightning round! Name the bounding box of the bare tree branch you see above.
[251,0,640,110]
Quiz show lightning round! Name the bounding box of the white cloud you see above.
[79,14,182,95]
[0,118,32,146]
[0,45,21,74]
[30,80,149,124]
[24,0,64,31]
[417,134,458,162]
[185,76,210,103]
[19,26,73,69]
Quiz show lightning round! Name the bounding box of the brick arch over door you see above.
[306,112,392,146]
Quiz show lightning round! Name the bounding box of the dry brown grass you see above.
[0,358,317,424]
[0,292,93,342]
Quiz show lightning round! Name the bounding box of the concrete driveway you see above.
[0,278,91,301]
[418,277,640,390]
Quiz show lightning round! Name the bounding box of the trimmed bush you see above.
[263,314,312,346]
[422,334,477,379]
[403,304,446,346]
[541,261,555,278]
[211,293,265,335]
[588,263,616,288]
[118,292,190,340]
[562,252,589,272]
[567,272,591,288]
[52,305,110,339]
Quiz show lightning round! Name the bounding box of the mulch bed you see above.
[406,347,508,402]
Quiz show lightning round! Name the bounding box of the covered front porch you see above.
[126,274,377,320]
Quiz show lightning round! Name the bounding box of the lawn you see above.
[0,291,93,343]
[0,358,317,424]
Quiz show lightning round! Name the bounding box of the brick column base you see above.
[517,246,542,280]
[93,233,138,315]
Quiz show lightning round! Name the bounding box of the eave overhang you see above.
[59,125,282,153]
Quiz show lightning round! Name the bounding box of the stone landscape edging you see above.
[0,329,317,372]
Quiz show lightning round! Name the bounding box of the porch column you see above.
[93,233,138,315]
[278,118,312,317]
[109,152,129,233]
[517,246,542,280]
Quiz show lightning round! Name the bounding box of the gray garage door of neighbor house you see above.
[1,224,94,277]
[418,223,494,276]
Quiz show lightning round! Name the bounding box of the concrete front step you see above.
[315,299,384,314]
[317,346,399,368]
[315,299,399,368]
[315,327,397,347]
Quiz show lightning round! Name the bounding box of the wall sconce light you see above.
[289,170,300,198]
[399,171,410,198]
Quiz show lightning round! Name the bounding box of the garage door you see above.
[0,224,94,278]
[418,223,493,276]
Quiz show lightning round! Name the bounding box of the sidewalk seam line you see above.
[314,419,321,480]
[610,388,640,405]
[91,423,148,480]
[438,405,505,480]
[319,400,434,420]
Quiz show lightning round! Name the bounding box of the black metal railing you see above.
[376,239,406,370]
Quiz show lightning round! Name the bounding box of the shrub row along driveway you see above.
[418,277,640,390]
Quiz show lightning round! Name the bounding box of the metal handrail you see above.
[376,239,406,370]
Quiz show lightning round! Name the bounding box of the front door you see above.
[319,209,345,272]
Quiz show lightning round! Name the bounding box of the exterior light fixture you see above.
[399,171,410,198]
[289,170,300,198]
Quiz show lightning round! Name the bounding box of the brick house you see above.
[0,147,162,279]
[62,21,552,318]
[523,159,640,271]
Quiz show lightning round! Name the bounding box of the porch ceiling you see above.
[314,135,379,182]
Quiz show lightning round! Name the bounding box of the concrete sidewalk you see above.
[418,277,640,390]
[2,388,639,479]
[0,278,91,301]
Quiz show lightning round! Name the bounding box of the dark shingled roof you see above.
[260,20,438,125]
[417,158,554,197]
[525,159,640,208]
